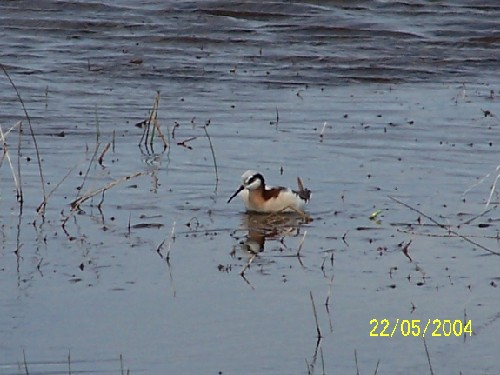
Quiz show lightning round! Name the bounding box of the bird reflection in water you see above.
[231,211,311,282]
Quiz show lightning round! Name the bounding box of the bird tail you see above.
[296,177,311,201]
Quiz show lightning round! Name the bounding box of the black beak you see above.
[227,185,244,203]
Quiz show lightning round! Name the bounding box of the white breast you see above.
[239,188,306,213]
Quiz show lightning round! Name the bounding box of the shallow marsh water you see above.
[1,1,500,374]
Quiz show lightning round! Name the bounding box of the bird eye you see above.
[247,174,263,186]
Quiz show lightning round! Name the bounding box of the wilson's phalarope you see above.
[227,170,311,213]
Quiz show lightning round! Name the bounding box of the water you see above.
[1,1,500,374]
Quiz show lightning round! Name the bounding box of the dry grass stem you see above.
[203,121,218,191]
[161,222,178,297]
[1,63,46,213]
[38,164,78,214]
[462,205,497,225]
[270,106,279,126]
[305,337,323,375]
[374,359,381,375]
[70,171,144,211]
[22,349,29,375]
[151,93,168,149]
[486,170,500,208]
[139,91,168,150]
[296,230,307,257]
[325,273,334,333]
[68,350,72,375]
[157,221,176,262]
[354,349,359,375]
[166,221,176,263]
[389,196,500,256]
[310,291,322,340]
[119,354,124,375]
[16,118,23,202]
[77,138,102,198]
[177,136,197,149]
[0,122,22,200]
[463,164,500,208]
[98,142,111,166]
[240,253,257,277]
[0,120,21,139]
[423,338,434,375]
[319,121,328,140]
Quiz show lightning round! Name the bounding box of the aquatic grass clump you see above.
[137,91,168,151]
[136,93,219,192]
